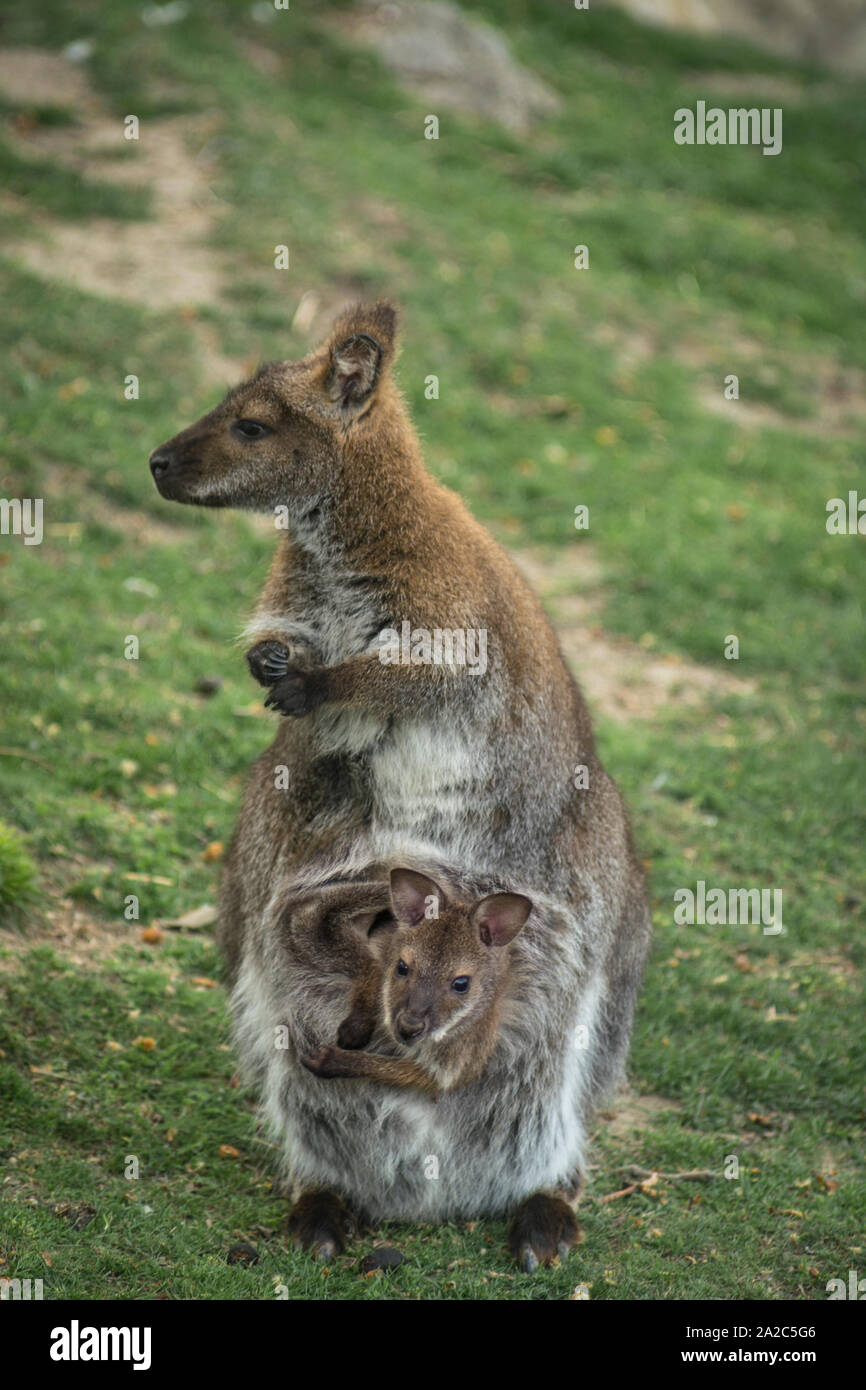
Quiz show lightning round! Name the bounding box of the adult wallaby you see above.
[149,301,652,1269]
[302,867,533,1102]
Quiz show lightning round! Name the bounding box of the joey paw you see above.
[300,1045,341,1078]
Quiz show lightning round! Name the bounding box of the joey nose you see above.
[398,1016,426,1043]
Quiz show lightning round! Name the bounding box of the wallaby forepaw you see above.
[507,1194,581,1271]
[246,639,292,687]
[264,667,325,717]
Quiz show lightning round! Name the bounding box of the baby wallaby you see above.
[302,867,532,1101]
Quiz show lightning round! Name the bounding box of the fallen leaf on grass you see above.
[162,904,218,930]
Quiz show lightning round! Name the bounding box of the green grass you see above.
[0,821,38,924]
[0,0,863,1300]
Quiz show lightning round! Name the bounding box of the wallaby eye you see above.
[452,976,471,994]
[396,959,409,978]
[232,419,271,440]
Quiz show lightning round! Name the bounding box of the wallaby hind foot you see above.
[507,1191,583,1273]
[287,1187,357,1260]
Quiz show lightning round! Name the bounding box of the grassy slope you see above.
[0,0,863,1300]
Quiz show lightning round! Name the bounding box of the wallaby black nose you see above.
[149,450,172,479]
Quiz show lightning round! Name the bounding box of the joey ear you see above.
[328,332,383,408]
[472,893,532,948]
[389,868,445,928]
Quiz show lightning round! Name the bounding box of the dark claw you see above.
[264,672,309,716]
[507,1193,581,1271]
[264,668,325,718]
[246,639,291,687]
[311,1239,337,1262]
[288,1189,356,1258]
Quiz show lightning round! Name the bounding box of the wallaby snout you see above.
[396,1012,427,1043]
[149,449,171,481]
[148,433,204,503]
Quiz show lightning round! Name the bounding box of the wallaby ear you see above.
[343,906,393,938]
[328,333,382,408]
[325,301,398,409]
[389,868,444,928]
[472,893,532,948]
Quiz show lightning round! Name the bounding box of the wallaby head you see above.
[379,868,532,1046]
[282,880,394,972]
[149,300,400,513]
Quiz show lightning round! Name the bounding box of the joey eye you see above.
[232,419,271,440]
[396,959,409,978]
[452,976,471,994]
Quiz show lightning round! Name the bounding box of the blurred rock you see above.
[600,0,866,75]
[226,1242,259,1266]
[194,675,223,696]
[327,1,560,134]
[359,1245,405,1272]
